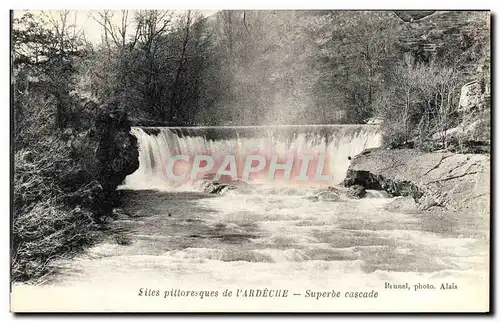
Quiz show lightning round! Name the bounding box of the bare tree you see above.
[134,10,172,52]
[168,10,192,124]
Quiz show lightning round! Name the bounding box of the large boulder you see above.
[95,104,139,195]
[346,185,366,199]
[458,81,484,113]
[305,187,342,202]
[344,148,490,215]
[200,180,235,194]
[316,190,341,202]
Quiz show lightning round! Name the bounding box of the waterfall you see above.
[122,125,383,190]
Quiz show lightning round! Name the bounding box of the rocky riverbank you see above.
[344,148,490,215]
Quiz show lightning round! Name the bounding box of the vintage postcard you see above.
[10,9,490,312]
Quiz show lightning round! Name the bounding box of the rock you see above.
[344,148,490,215]
[308,186,343,202]
[417,194,437,211]
[327,186,340,193]
[200,180,216,193]
[95,103,139,196]
[346,185,366,199]
[112,208,129,220]
[201,180,235,194]
[316,190,341,202]
[218,185,236,194]
[458,81,482,113]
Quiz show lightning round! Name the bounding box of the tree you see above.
[313,11,400,123]
[13,11,87,135]
[375,56,460,150]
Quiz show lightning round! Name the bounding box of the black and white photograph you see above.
[10,8,491,312]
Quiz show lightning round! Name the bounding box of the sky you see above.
[13,10,219,44]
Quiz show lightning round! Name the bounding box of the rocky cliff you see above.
[344,148,490,215]
[94,104,140,216]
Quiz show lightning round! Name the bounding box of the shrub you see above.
[13,134,101,282]
[14,136,76,211]
[375,58,461,151]
[12,201,97,283]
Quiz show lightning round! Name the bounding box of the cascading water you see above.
[122,125,383,190]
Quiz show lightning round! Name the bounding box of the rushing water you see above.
[123,125,383,189]
[11,126,489,312]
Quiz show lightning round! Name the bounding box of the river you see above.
[10,126,489,312]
